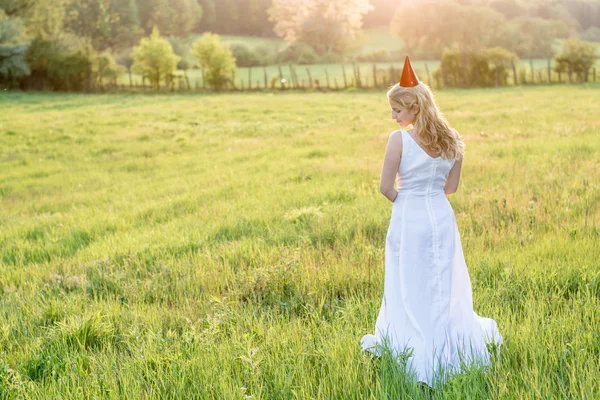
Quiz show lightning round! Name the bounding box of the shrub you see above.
[275,42,320,65]
[229,42,263,67]
[553,39,599,82]
[191,32,236,91]
[434,47,517,87]
[131,26,180,90]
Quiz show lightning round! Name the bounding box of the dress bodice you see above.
[396,129,456,196]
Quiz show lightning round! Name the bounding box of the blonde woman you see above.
[360,57,503,390]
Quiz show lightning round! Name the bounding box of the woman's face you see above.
[390,103,417,129]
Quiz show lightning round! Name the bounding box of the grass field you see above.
[1,84,599,398]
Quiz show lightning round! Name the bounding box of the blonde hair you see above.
[387,82,465,161]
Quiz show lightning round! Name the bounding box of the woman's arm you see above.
[444,155,463,195]
[379,130,403,202]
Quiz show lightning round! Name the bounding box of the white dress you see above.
[361,129,503,387]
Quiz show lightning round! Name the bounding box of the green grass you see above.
[1,85,599,398]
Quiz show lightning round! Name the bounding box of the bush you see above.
[253,44,276,66]
[275,42,320,65]
[24,37,93,91]
[229,42,262,67]
[434,47,518,87]
[132,26,180,89]
[553,39,599,82]
[90,52,123,88]
[191,32,236,91]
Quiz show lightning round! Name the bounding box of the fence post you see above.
[511,61,517,86]
[583,56,588,82]
[288,65,296,88]
[353,62,362,88]
[325,69,330,89]
[529,59,534,84]
[263,67,267,89]
[547,58,552,84]
[495,65,499,88]
[278,65,285,89]
[248,68,252,90]
[306,67,313,88]
[341,64,347,88]
[372,64,377,89]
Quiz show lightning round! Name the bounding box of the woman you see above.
[360,56,503,389]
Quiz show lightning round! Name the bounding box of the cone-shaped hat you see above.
[399,56,419,87]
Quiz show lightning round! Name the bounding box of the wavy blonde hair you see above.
[387,82,465,161]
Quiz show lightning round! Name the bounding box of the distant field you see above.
[1,85,599,398]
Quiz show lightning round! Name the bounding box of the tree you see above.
[19,0,69,40]
[0,9,29,87]
[268,0,373,56]
[91,51,121,88]
[137,0,202,37]
[191,32,236,91]
[131,26,180,89]
[553,39,599,82]
[390,0,505,58]
[485,47,519,86]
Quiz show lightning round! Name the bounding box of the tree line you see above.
[0,0,599,91]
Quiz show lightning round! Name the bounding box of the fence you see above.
[85,61,600,93]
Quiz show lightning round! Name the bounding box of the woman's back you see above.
[396,129,456,196]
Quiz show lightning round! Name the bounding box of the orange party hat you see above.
[399,56,419,87]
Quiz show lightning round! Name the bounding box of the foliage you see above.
[64,0,144,51]
[91,51,123,87]
[137,0,203,37]
[0,9,29,86]
[131,26,180,89]
[391,0,505,56]
[21,0,69,40]
[275,42,320,65]
[434,47,519,87]
[229,42,263,67]
[191,32,236,91]
[582,27,600,43]
[0,8,26,45]
[268,0,373,56]
[553,39,599,81]
[23,35,95,90]
[47,49,91,91]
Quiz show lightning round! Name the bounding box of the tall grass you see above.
[0,84,599,398]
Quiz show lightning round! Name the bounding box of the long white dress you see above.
[361,129,503,387]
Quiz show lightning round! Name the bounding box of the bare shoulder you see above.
[386,129,403,149]
[389,129,403,140]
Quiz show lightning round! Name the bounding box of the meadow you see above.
[0,84,599,398]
